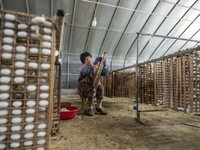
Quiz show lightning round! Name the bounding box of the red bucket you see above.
[58,106,80,120]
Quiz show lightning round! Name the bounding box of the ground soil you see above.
[53,96,200,150]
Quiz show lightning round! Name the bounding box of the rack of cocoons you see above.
[0,10,55,150]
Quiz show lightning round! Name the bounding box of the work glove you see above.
[93,57,106,67]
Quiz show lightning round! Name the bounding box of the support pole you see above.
[136,33,140,120]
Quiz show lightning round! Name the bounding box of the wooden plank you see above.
[189,54,194,112]
[182,56,187,112]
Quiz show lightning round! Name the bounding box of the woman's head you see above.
[80,52,92,65]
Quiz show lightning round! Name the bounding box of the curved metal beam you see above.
[0,0,3,9]
[110,0,141,70]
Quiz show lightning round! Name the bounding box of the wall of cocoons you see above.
[0,10,55,149]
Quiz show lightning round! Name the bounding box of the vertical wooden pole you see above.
[189,54,194,112]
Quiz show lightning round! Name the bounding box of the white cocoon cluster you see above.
[37,131,46,137]
[0,68,11,75]
[0,135,6,141]
[11,125,21,132]
[25,124,35,131]
[15,69,25,75]
[2,52,12,59]
[26,100,36,107]
[12,109,22,115]
[31,16,45,24]
[4,29,14,36]
[42,41,52,48]
[0,76,11,83]
[30,47,39,53]
[40,85,49,91]
[10,134,21,140]
[43,27,52,34]
[5,14,16,21]
[2,45,13,52]
[42,48,51,55]
[38,123,47,129]
[15,61,25,68]
[15,53,26,60]
[12,101,23,107]
[16,46,26,52]
[26,108,35,114]
[11,117,22,124]
[0,85,10,91]
[39,100,49,106]
[27,85,37,91]
[0,144,6,149]
[41,63,50,69]
[0,110,8,116]
[3,37,14,43]
[24,132,34,139]
[0,93,9,100]
[40,93,49,99]
[0,118,8,124]
[37,139,46,145]
[28,62,38,68]
[0,126,7,133]
[4,21,15,28]
[42,35,51,41]
[17,31,27,37]
[25,116,35,123]
[10,142,20,148]
[14,77,25,83]
[18,23,28,29]
[31,33,39,38]
[0,101,9,107]
[24,140,33,146]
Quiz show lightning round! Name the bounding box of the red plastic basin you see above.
[59,106,80,120]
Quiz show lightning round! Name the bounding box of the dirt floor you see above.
[53,96,200,150]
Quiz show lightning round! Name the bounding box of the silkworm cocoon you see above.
[12,109,22,115]
[42,41,52,48]
[25,124,34,131]
[15,69,25,75]
[4,29,14,36]
[10,142,20,148]
[31,33,39,38]
[3,37,14,44]
[41,63,50,69]
[30,47,39,53]
[10,134,21,140]
[5,14,16,21]
[40,93,49,99]
[25,116,35,123]
[18,23,28,29]
[0,110,8,116]
[2,52,12,59]
[31,16,45,24]
[28,62,38,68]
[43,27,52,34]
[36,147,45,150]
[40,85,49,91]
[16,46,26,52]
[0,135,6,141]
[0,126,7,133]
[0,85,10,91]
[24,140,33,146]
[0,101,9,107]
[31,25,36,31]
[27,85,37,91]
[0,69,11,75]
[39,115,46,119]
[0,144,6,149]
[42,48,51,55]
[39,100,49,106]
[11,117,22,124]
[42,35,51,41]
[15,61,25,68]
[38,123,47,129]
[11,125,21,132]
[12,101,23,107]
[24,132,34,139]
[26,108,35,114]
[0,76,11,83]
[15,53,26,60]
[37,131,46,137]
[39,107,46,112]
[4,21,15,28]
[0,118,8,124]
[17,31,27,37]
[37,139,46,145]
[0,93,9,100]
[44,21,52,27]
[2,45,13,52]
[40,72,48,76]
[26,100,36,107]
[14,77,25,83]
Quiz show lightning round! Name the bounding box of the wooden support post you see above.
[189,54,194,112]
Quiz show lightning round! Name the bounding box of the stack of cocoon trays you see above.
[0,11,54,150]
